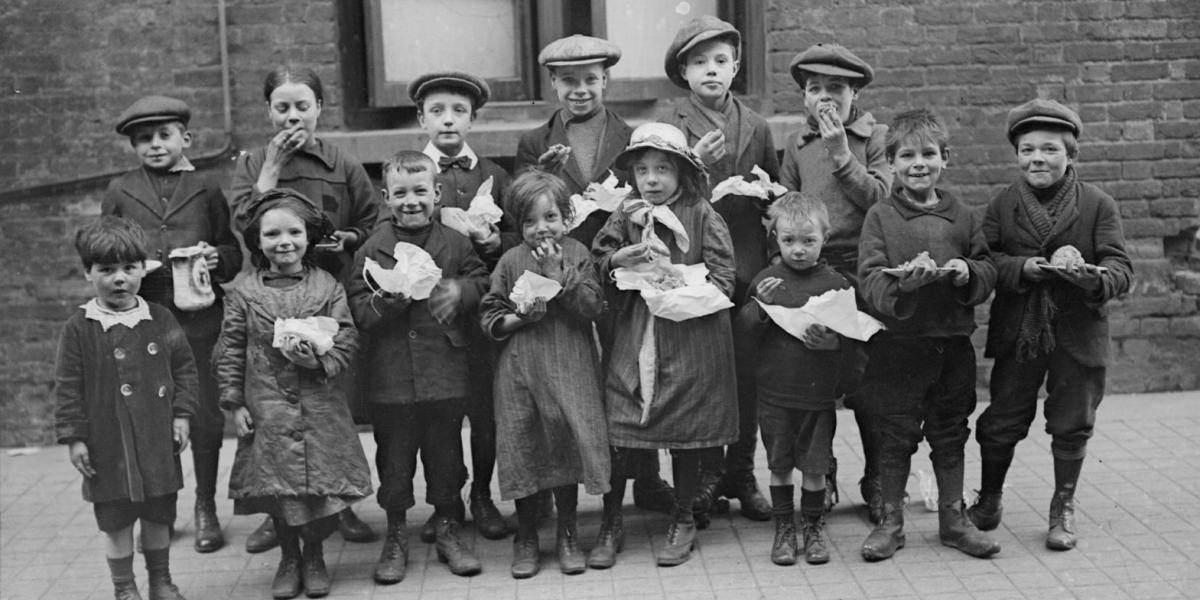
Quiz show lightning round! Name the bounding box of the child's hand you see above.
[897,261,942,292]
[324,230,358,254]
[944,258,970,287]
[429,279,462,325]
[531,239,563,279]
[1022,256,1054,282]
[801,324,840,350]
[815,106,852,166]
[233,407,254,439]
[173,418,190,455]
[375,291,412,313]
[471,223,501,256]
[612,243,655,268]
[1051,263,1103,292]
[281,338,320,370]
[517,297,547,323]
[68,440,95,478]
[197,241,219,271]
[536,145,572,173]
[756,277,784,304]
[694,130,727,166]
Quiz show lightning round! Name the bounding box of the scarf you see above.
[621,197,690,254]
[1014,165,1079,361]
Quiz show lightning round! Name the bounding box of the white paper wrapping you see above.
[509,270,563,313]
[613,261,733,322]
[754,287,885,342]
[363,241,443,300]
[273,316,339,355]
[440,176,503,238]
[710,164,788,203]
[567,171,632,232]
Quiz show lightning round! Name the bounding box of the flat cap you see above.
[664,15,741,89]
[1006,98,1082,143]
[789,43,874,88]
[616,122,706,174]
[116,95,191,136]
[408,71,491,109]
[538,35,621,68]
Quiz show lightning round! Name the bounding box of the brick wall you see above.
[1,0,1198,445]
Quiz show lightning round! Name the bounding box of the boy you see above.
[737,192,852,566]
[346,151,490,582]
[970,99,1132,550]
[780,43,892,519]
[856,109,999,561]
[409,71,511,542]
[55,217,198,600]
[103,95,241,553]
[661,14,779,523]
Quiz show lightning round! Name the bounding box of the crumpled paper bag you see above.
[710,164,788,203]
[440,176,504,239]
[509,270,563,313]
[568,171,632,232]
[167,244,215,311]
[363,242,442,300]
[273,316,339,355]
[754,287,884,342]
[614,261,733,322]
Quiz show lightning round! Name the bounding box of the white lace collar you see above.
[82,297,153,331]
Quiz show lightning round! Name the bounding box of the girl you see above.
[214,190,373,599]
[480,170,610,579]
[230,66,378,550]
[591,123,738,567]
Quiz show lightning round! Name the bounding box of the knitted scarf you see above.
[1014,165,1078,361]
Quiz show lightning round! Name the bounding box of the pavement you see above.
[2,391,1198,600]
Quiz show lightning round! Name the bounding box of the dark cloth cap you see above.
[1006,98,1082,143]
[789,43,874,88]
[664,15,741,89]
[538,35,621,68]
[407,71,491,109]
[116,95,191,136]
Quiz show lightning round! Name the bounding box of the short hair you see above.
[626,148,709,207]
[885,109,950,161]
[382,150,437,181]
[242,189,333,270]
[506,169,574,226]
[1010,123,1080,159]
[262,66,325,104]
[766,191,830,236]
[75,216,149,269]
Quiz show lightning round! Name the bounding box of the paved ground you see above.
[2,391,1198,600]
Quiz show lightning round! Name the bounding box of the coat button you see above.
[158,385,167,397]
[160,225,168,231]
[113,348,126,360]
[408,330,417,340]
[120,384,133,396]
[147,342,159,355]
[286,393,298,404]
[291,431,304,441]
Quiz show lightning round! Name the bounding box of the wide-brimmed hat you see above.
[1006,98,1082,144]
[538,35,621,68]
[407,71,491,109]
[664,15,741,89]
[615,122,706,174]
[788,43,874,88]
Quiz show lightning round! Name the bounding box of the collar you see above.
[559,107,607,127]
[888,186,960,221]
[82,297,152,331]
[422,141,478,170]
[797,110,878,146]
[294,137,337,170]
[169,155,195,172]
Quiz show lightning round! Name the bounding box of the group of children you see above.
[54,14,1133,600]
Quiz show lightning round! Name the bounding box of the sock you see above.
[1053,457,1084,496]
[108,554,135,587]
[769,485,794,519]
[800,487,825,520]
[433,501,461,522]
[143,547,171,584]
[554,485,578,528]
[514,495,540,541]
[979,451,1014,495]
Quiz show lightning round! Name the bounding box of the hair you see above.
[75,216,149,269]
[885,109,950,161]
[506,169,574,227]
[262,66,325,104]
[242,189,332,269]
[416,83,482,115]
[626,148,708,206]
[382,150,437,181]
[1010,123,1079,159]
[685,33,741,63]
[766,191,830,237]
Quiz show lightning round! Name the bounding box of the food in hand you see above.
[901,250,938,271]
[1051,245,1085,268]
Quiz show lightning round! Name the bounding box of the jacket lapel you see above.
[592,109,630,182]
[122,169,167,217]
[162,173,206,221]
[546,114,588,191]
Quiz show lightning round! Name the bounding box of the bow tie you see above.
[438,155,472,171]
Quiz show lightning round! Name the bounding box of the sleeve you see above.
[591,208,633,283]
[53,319,89,444]
[514,130,541,175]
[834,125,893,212]
[735,271,770,338]
[702,208,738,298]
[554,244,605,322]
[101,179,123,217]
[1086,190,1134,306]
[315,283,360,379]
[857,207,907,319]
[162,312,200,419]
[479,254,517,341]
[983,190,1029,294]
[344,240,408,331]
[207,182,243,284]
[229,149,266,234]
[342,159,380,251]
[453,240,491,317]
[779,133,802,192]
[759,123,781,182]
[213,288,249,411]
[960,208,998,307]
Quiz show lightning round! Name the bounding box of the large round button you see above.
[146,342,159,355]
[286,393,299,404]
[291,431,304,441]
[113,348,126,360]
[408,330,417,340]
[120,384,133,396]
[160,225,168,231]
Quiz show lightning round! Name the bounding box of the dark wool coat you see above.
[54,304,199,503]
[983,179,1133,367]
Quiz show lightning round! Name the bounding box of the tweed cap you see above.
[1006,98,1082,143]
[538,35,621,68]
[407,71,491,109]
[788,43,874,88]
[615,122,706,174]
[664,15,741,89]
[116,95,191,136]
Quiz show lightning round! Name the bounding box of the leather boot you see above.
[939,499,1000,558]
[633,474,676,515]
[145,548,186,600]
[373,511,408,584]
[419,512,438,543]
[469,489,509,540]
[192,451,224,553]
[861,504,905,561]
[801,512,830,565]
[300,539,330,598]
[691,469,720,530]
[271,524,301,600]
[587,504,624,569]
[967,490,1003,531]
[435,516,482,576]
[510,534,540,579]
[655,516,697,566]
[716,474,772,522]
[246,516,278,554]
[555,506,586,574]
[770,511,798,566]
[337,507,376,543]
[1046,491,1077,551]
[113,579,144,600]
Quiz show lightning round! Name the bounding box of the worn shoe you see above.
[338,508,376,543]
[148,579,186,600]
[246,517,278,554]
[861,504,905,561]
[859,475,884,525]
[802,514,830,565]
[717,476,772,521]
[587,509,624,569]
[511,535,540,579]
[770,514,798,566]
[939,499,1000,558]
[373,516,408,585]
[301,540,330,598]
[691,470,720,530]
[1046,492,1078,551]
[113,580,145,600]
[270,552,302,599]
[193,496,224,553]
[470,491,509,540]
[967,490,1003,531]
[435,517,482,576]
[556,524,586,575]
[655,520,697,566]
[419,513,438,543]
[633,475,676,515]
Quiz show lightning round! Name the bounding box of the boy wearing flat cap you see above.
[970,98,1132,551]
[659,14,777,525]
[779,43,892,522]
[103,95,242,554]
[407,71,513,545]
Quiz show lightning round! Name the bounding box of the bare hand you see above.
[693,130,726,165]
[472,224,501,256]
[429,279,462,324]
[1023,256,1054,282]
[265,125,306,167]
[517,297,547,323]
[233,407,254,439]
[816,106,851,166]
[944,258,970,287]
[173,418,190,455]
[536,145,572,173]
[327,230,358,253]
[197,241,219,271]
[531,239,563,278]
[68,440,95,478]
[611,243,656,268]
[281,338,320,370]
[1051,263,1103,291]
[897,260,942,292]
[375,290,411,313]
[801,324,840,350]
[756,277,784,304]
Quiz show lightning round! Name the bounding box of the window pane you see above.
[604,0,718,80]
[378,0,518,82]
